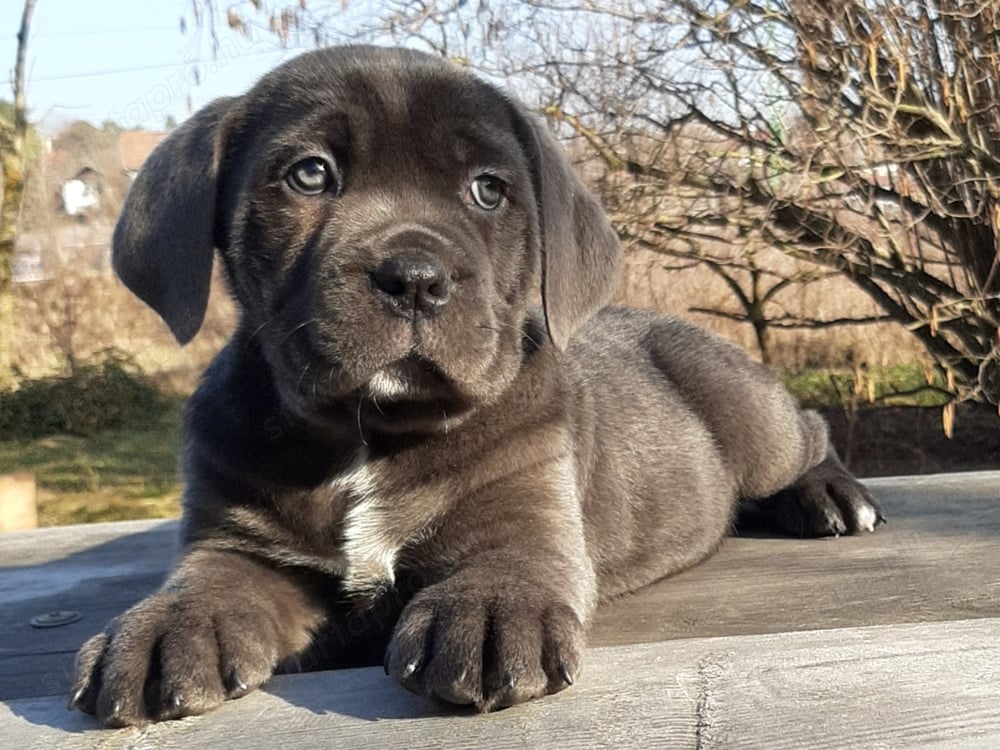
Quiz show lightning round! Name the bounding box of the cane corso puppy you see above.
[71,45,884,726]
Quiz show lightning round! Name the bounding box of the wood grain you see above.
[1,472,998,704]
[2,618,997,749]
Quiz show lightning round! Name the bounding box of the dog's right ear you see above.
[112,97,236,344]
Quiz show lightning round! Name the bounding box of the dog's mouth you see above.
[264,287,520,435]
[277,351,477,435]
[362,355,449,402]
[350,355,477,433]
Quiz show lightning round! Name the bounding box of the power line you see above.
[28,49,291,83]
[32,27,181,38]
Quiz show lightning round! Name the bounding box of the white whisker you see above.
[356,397,368,447]
[296,362,312,393]
[244,319,274,348]
[280,318,319,345]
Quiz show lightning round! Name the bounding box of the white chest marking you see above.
[330,450,399,595]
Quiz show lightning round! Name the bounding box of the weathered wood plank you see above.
[2,618,997,749]
[0,521,176,700]
[591,471,1000,646]
[1,472,997,702]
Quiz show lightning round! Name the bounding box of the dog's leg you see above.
[736,411,886,537]
[70,548,325,727]
[383,463,594,713]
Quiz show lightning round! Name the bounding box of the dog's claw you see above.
[503,670,515,690]
[67,687,86,711]
[402,661,418,679]
[226,667,248,695]
[558,662,574,686]
[382,650,391,676]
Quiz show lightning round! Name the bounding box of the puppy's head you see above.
[114,46,620,433]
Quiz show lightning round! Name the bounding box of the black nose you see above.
[371,254,452,318]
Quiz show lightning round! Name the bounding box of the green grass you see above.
[0,362,954,527]
[0,401,184,526]
[782,363,952,409]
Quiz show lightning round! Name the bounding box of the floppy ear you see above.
[112,97,235,344]
[517,112,622,350]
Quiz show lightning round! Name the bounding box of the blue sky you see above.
[1,0,305,133]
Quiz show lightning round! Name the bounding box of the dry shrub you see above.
[618,246,927,372]
[13,266,235,390]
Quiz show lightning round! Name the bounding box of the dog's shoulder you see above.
[566,305,708,369]
[572,305,767,376]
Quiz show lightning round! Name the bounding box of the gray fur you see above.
[71,45,884,727]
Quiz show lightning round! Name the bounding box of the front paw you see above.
[70,590,280,727]
[384,580,584,712]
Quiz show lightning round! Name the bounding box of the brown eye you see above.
[468,174,505,210]
[286,157,335,195]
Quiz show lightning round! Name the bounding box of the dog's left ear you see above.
[514,110,622,350]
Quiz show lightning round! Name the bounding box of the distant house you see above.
[60,166,102,217]
[118,130,167,181]
[52,129,167,217]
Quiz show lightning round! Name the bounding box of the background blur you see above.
[1,1,998,527]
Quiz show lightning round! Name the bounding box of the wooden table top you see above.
[2,471,998,748]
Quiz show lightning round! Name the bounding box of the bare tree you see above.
[0,0,37,386]
[657,0,1000,403]
[198,0,1000,403]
